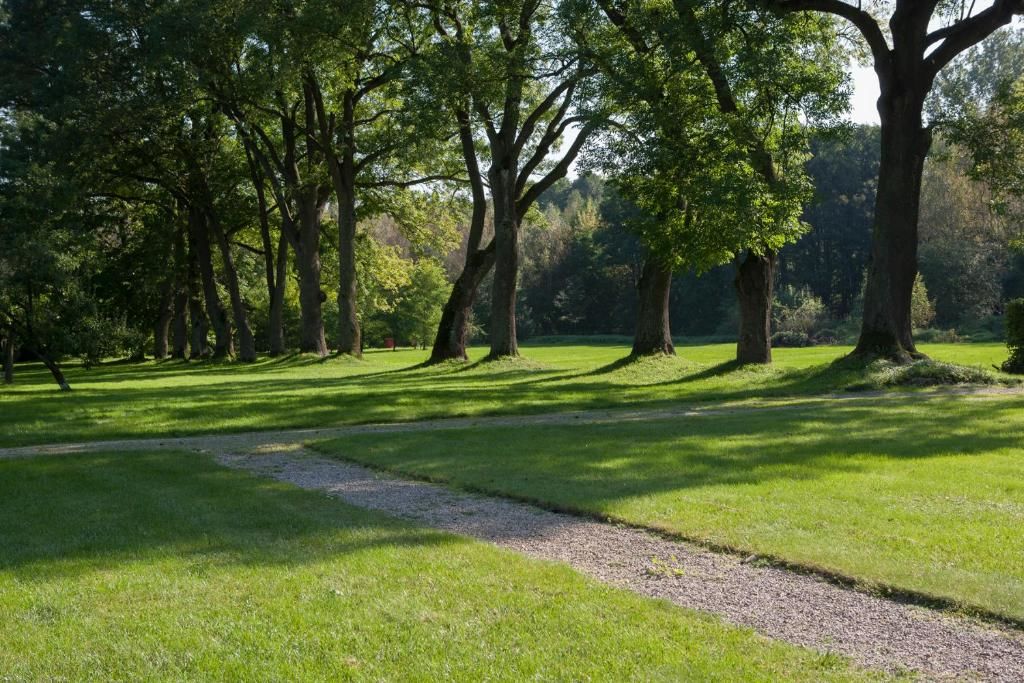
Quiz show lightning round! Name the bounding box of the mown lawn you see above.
[0,451,874,681]
[313,394,1024,623]
[0,341,1012,447]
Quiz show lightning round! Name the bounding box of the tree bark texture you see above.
[488,169,520,359]
[189,206,233,358]
[735,250,775,365]
[854,94,930,362]
[209,212,256,362]
[430,242,496,363]
[632,259,675,356]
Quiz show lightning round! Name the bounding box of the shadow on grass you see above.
[0,451,459,580]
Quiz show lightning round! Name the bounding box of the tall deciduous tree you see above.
[764,0,1024,361]
[421,0,604,360]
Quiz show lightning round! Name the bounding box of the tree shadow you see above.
[0,450,458,581]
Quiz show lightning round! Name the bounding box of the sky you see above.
[849,64,881,124]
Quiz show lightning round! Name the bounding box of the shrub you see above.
[773,286,827,336]
[914,328,962,344]
[1003,299,1024,374]
[813,328,840,345]
[771,331,812,348]
[911,273,936,329]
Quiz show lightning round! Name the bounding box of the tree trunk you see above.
[268,231,288,357]
[209,213,256,362]
[3,336,13,384]
[295,196,328,356]
[632,260,675,356]
[488,170,519,359]
[172,286,189,360]
[854,100,930,362]
[429,241,496,363]
[189,206,233,358]
[171,225,189,360]
[336,185,361,356]
[35,350,70,391]
[735,250,775,365]
[153,277,174,360]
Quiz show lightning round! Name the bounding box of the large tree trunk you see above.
[488,170,520,359]
[190,206,233,358]
[268,231,288,357]
[854,98,930,362]
[3,336,13,384]
[209,213,256,362]
[295,197,328,356]
[632,260,675,356]
[153,277,174,360]
[735,250,775,365]
[429,241,496,363]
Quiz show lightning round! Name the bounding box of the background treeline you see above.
[2,1,1023,388]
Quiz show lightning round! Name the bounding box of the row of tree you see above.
[2,1,1023,390]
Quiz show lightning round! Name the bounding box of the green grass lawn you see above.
[0,451,874,681]
[0,341,1012,447]
[312,394,1024,623]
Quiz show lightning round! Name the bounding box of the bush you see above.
[771,331,812,348]
[865,359,999,388]
[1003,299,1024,374]
[773,286,827,336]
[914,328,963,344]
[813,328,840,345]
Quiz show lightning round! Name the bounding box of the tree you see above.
[764,0,1024,362]
[421,0,605,360]
[595,1,845,360]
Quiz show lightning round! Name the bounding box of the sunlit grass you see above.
[0,342,1012,447]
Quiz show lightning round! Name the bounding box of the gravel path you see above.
[216,444,1024,682]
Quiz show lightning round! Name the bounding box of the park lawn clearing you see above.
[0,451,875,681]
[0,341,1013,448]
[312,394,1024,623]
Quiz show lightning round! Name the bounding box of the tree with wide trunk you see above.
[763,0,1024,361]
[423,0,603,360]
[632,259,675,356]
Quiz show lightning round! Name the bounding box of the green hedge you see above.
[1002,299,1024,374]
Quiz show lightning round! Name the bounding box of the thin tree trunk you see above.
[34,350,70,391]
[209,212,256,362]
[252,159,287,357]
[429,108,491,364]
[153,277,174,360]
[632,259,675,356]
[854,101,930,362]
[172,286,189,360]
[190,206,233,359]
[735,250,775,365]
[171,225,190,360]
[3,336,13,384]
[430,242,496,363]
[268,231,288,356]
